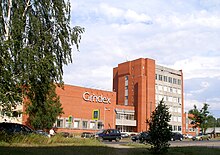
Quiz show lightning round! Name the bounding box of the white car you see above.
[184,134,193,139]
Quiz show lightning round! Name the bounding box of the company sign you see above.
[82,92,111,104]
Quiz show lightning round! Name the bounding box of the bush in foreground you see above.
[147,99,172,154]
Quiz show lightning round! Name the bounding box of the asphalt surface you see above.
[104,139,220,148]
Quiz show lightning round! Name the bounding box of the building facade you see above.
[1,57,190,134]
[155,65,184,133]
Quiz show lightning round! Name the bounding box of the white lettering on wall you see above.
[82,92,111,104]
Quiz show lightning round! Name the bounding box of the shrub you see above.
[147,99,172,154]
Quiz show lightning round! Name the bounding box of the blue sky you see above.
[64,0,220,118]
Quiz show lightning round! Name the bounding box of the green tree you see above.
[188,103,210,134]
[0,0,84,129]
[206,115,216,128]
[216,118,220,127]
[147,99,172,154]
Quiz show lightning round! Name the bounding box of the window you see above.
[178,79,181,85]
[168,77,172,83]
[125,76,128,86]
[97,122,103,129]
[159,75,163,81]
[158,85,163,91]
[56,119,64,128]
[163,76,167,82]
[159,95,163,101]
[74,120,80,128]
[178,108,181,113]
[125,96,128,105]
[178,126,182,131]
[125,76,128,81]
[178,116,182,122]
[173,88,177,93]
[173,78,177,84]
[164,95,168,101]
[170,87,173,93]
[125,88,128,96]
[164,86,167,92]
[178,98,181,104]
[177,89,181,94]
[65,118,71,128]
[173,125,177,131]
[116,113,120,119]
[90,122,96,129]
[82,121,88,129]
[173,97,177,103]
[155,74,158,80]
[127,114,134,120]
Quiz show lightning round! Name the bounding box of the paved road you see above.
[104,139,220,148]
[170,140,220,148]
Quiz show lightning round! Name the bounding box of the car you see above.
[81,132,94,138]
[60,132,73,138]
[171,132,183,141]
[139,132,151,143]
[131,131,150,143]
[192,134,211,141]
[121,132,129,138]
[95,129,121,142]
[131,133,140,142]
[0,122,33,135]
[183,134,193,139]
[34,130,50,137]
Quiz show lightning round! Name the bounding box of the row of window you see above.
[169,107,182,113]
[56,118,103,130]
[116,113,135,120]
[156,74,181,85]
[156,94,182,104]
[172,125,182,132]
[124,76,129,105]
[171,116,182,122]
[156,85,181,94]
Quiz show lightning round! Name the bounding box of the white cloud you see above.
[171,56,220,79]
[67,0,220,118]
[99,3,124,18]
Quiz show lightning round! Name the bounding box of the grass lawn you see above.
[0,144,220,155]
[0,134,220,155]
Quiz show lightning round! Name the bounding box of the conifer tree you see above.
[148,99,172,154]
[0,0,84,129]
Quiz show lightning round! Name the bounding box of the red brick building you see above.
[17,57,196,135]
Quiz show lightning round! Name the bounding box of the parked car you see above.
[171,132,183,141]
[192,134,211,141]
[95,129,121,142]
[60,132,73,138]
[131,133,140,142]
[183,134,193,139]
[131,131,150,143]
[0,122,33,135]
[34,130,50,137]
[121,132,129,138]
[81,132,94,138]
